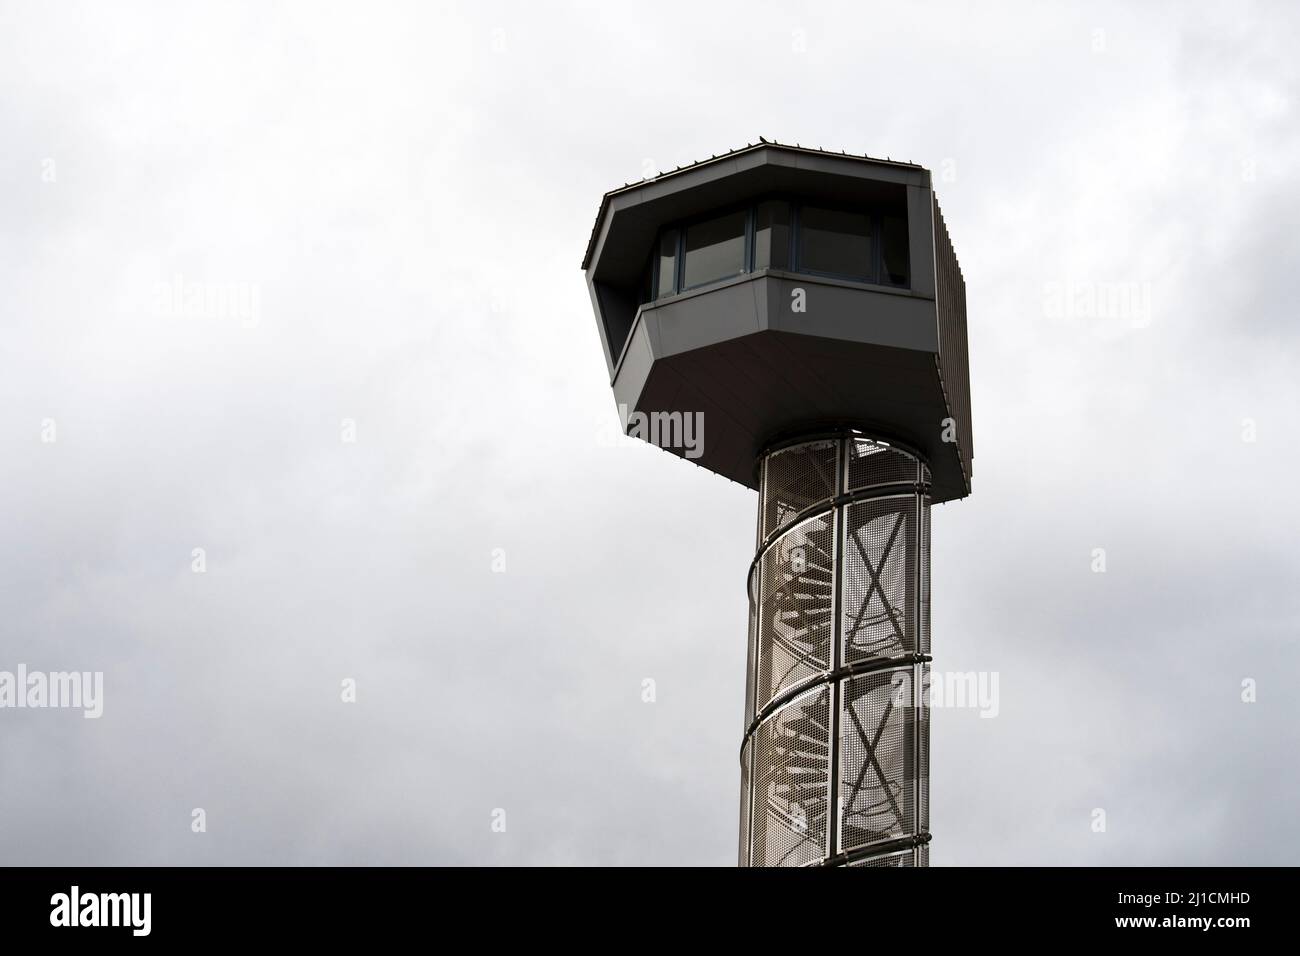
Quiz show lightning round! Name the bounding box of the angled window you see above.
[640,250,655,304]
[754,200,791,271]
[656,228,679,299]
[881,214,910,287]
[682,210,746,290]
[798,206,873,282]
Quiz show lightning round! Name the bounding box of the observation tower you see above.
[582,141,972,866]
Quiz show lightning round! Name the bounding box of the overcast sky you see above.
[1,0,1297,865]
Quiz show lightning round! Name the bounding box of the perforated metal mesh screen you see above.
[749,685,830,867]
[846,437,925,492]
[741,435,932,867]
[755,514,834,712]
[842,497,917,665]
[839,665,928,853]
[762,440,838,539]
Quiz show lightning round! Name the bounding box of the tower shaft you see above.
[739,434,932,867]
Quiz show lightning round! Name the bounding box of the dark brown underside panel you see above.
[624,330,967,502]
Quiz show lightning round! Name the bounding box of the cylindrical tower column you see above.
[739,433,932,867]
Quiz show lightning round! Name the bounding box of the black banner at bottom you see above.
[0,866,1281,942]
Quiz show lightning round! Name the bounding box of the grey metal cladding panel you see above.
[762,147,925,186]
[590,209,658,284]
[666,342,768,418]
[932,198,973,489]
[647,280,763,359]
[610,320,655,412]
[768,331,966,502]
[662,335,842,476]
[589,148,929,281]
[595,281,640,372]
[696,397,755,483]
[723,333,845,421]
[638,372,756,484]
[585,274,617,378]
[729,330,947,453]
[618,147,921,208]
[748,273,772,331]
[664,346,769,443]
[780,332,936,371]
[745,331,864,420]
[907,184,937,299]
[764,276,938,354]
[735,331,909,436]
[752,342,954,493]
[612,157,753,209]
[759,337,940,417]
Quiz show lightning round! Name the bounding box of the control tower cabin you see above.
[582,141,972,867]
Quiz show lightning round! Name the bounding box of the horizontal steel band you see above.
[825,832,933,868]
[747,482,930,602]
[741,654,931,752]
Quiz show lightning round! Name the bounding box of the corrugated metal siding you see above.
[932,197,973,489]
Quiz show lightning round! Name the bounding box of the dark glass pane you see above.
[641,251,655,304]
[656,229,678,298]
[682,210,746,289]
[882,214,909,286]
[754,201,790,270]
[798,206,872,280]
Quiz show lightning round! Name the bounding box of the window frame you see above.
[678,204,753,293]
[643,195,909,304]
[877,211,911,288]
[752,198,794,273]
[792,202,878,285]
[648,226,680,301]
